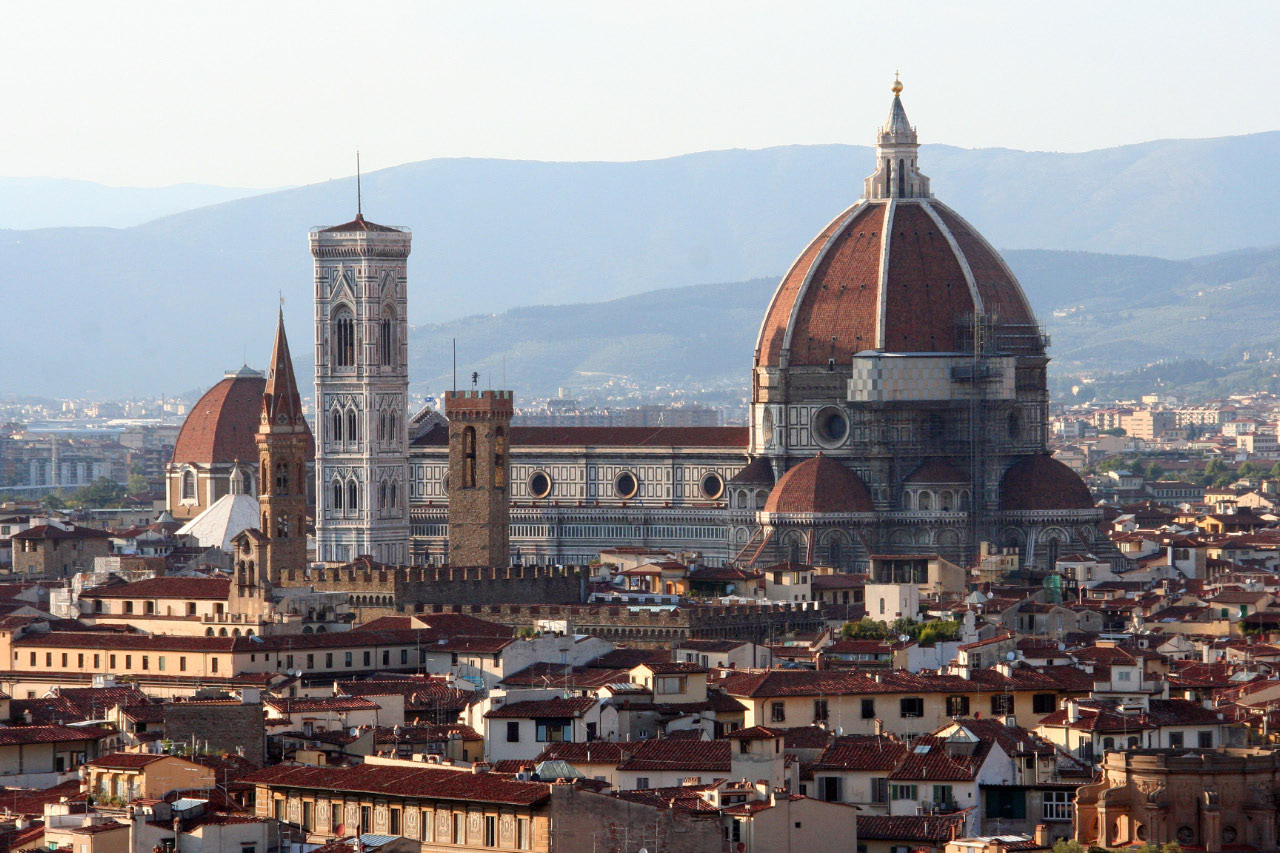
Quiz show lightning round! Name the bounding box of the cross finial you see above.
[892,71,902,96]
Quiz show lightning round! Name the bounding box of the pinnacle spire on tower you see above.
[864,74,931,201]
[262,307,303,428]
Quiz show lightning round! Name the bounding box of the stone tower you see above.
[310,213,412,565]
[256,309,309,583]
[445,390,513,567]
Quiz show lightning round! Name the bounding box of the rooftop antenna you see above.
[356,149,363,217]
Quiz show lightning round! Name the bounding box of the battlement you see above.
[444,389,515,419]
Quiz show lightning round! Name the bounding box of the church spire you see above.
[864,74,931,201]
[262,307,303,428]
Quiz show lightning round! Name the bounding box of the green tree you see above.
[1100,426,1127,436]
[841,618,890,640]
[127,473,148,494]
[72,477,126,508]
[1202,457,1227,486]
[1269,460,1280,479]
[1051,841,1086,853]
[916,620,960,647]
[1144,462,1165,481]
[40,493,65,511]
[1238,461,1260,479]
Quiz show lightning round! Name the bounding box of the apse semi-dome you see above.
[763,453,874,514]
[755,82,1040,370]
[999,455,1096,512]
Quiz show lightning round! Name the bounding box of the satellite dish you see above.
[1057,642,1066,651]
[898,634,910,643]
[1006,651,1017,661]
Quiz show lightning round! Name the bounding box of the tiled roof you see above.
[0,725,111,745]
[84,576,230,600]
[726,457,775,486]
[724,725,786,739]
[905,459,969,484]
[534,742,629,764]
[484,698,597,719]
[499,663,630,690]
[412,425,747,450]
[265,697,381,713]
[318,213,402,233]
[87,752,170,769]
[353,614,512,638]
[856,812,966,842]
[763,454,874,514]
[812,735,909,772]
[617,739,731,772]
[636,661,707,675]
[12,524,111,541]
[999,454,1096,512]
[242,763,551,806]
[888,734,991,782]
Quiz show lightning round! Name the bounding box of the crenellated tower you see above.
[445,389,513,567]
[311,212,412,565]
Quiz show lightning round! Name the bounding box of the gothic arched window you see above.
[332,409,343,443]
[378,481,387,511]
[275,462,289,494]
[332,308,355,368]
[181,470,196,500]
[348,479,359,512]
[347,409,358,444]
[389,481,398,509]
[898,157,906,196]
[494,426,506,489]
[379,308,394,367]
[379,411,387,442]
[332,480,343,513]
[463,426,477,488]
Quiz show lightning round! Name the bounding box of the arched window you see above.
[378,481,387,511]
[348,479,359,512]
[898,157,906,196]
[276,513,288,538]
[463,426,477,488]
[275,462,288,494]
[379,311,394,366]
[389,413,397,442]
[918,491,932,511]
[347,409,358,444]
[240,470,254,495]
[494,427,506,489]
[181,470,196,500]
[332,480,343,512]
[332,409,343,443]
[378,411,387,442]
[333,308,355,367]
[389,481,398,509]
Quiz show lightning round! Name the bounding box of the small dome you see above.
[999,455,1095,512]
[764,454,874,514]
[905,459,969,485]
[728,457,775,487]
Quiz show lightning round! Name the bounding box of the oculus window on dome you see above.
[812,407,849,448]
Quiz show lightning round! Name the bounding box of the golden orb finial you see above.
[891,72,902,96]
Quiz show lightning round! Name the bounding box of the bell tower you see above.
[311,212,412,565]
[445,389,513,567]
[256,309,309,583]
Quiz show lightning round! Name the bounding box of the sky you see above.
[4,0,1280,188]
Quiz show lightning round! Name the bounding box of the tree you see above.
[916,620,961,647]
[1051,841,1086,853]
[1269,460,1280,479]
[1238,461,1260,479]
[1144,462,1165,481]
[841,618,890,640]
[1100,427,1127,436]
[40,493,65,511]
[72,477,126,508]
[127,473,148,494]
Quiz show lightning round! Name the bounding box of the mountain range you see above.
[0,178,279,230]
[4,132,1280,398]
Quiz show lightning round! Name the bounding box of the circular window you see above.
[1223,827,1237,844]
[528,471,552,499]
[812,406,849,448]
[700,472,725,500]
[1176,827,1194,845]
[615,472,639,499]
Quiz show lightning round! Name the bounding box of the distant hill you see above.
[405,245,1280,400]
[0,178,280,229]
[4,133,1280,396]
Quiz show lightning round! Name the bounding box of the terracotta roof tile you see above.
[764,453,873,514]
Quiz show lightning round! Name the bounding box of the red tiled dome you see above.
[172,370,267,465]
[999,455,1095,512]
[755,199,1039,369]
[763,454,874,514]
[905,459,969,484]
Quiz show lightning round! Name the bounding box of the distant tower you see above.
[256,309,310,583]
[311,212,412,564]
[445,390,513,567]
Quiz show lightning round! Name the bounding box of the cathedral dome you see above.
[764,453,874,514]
[755,82,1040,370]
[999,455,1095,512]
[172,369,267,465]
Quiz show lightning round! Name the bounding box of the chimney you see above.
[1066,700,1080,723]
[874,718,884,737]
[1034,824,1050,847]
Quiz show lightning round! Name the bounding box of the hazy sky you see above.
[5,0,1279,188]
